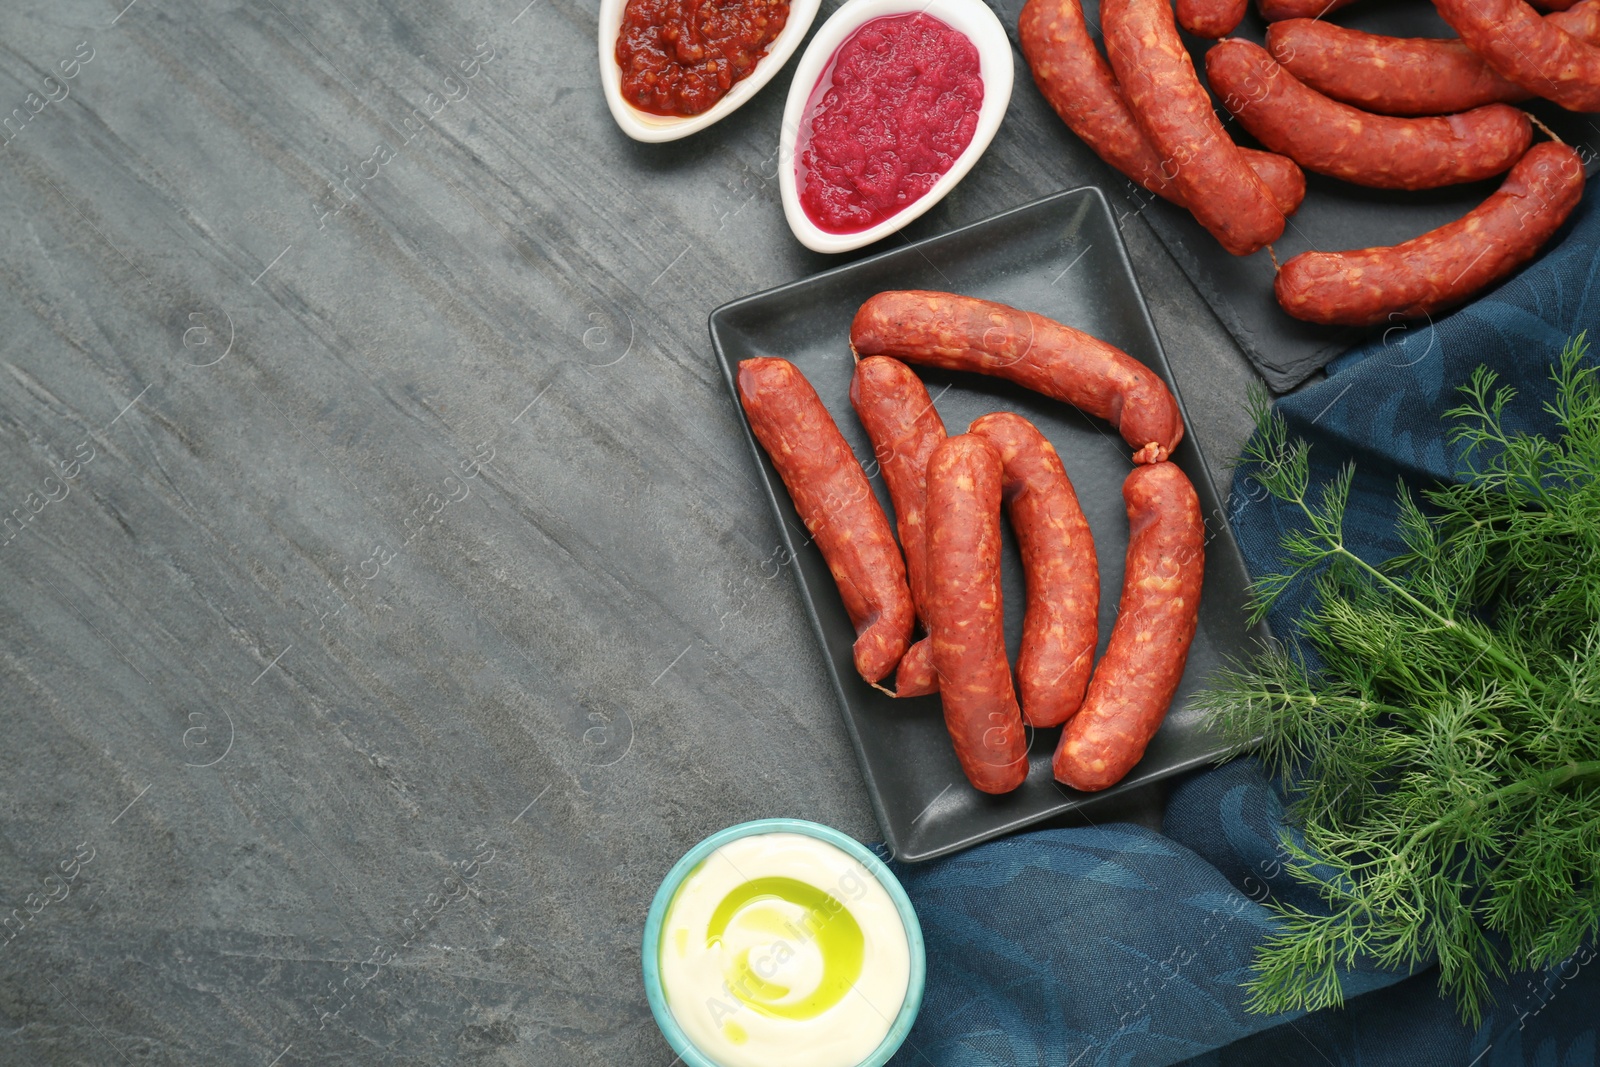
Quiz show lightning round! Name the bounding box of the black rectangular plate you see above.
[710,187,1269,862]
[997,0,1600,392]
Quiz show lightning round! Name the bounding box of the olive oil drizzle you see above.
[705,876,865,1020]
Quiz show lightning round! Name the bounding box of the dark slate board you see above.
[992,0,1600,392]
[0,0,1272,1059]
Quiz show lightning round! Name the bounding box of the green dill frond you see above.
[1208,337,1600,1022]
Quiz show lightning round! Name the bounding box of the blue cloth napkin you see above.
[886,192,1600,1066]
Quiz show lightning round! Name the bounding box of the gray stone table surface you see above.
[0,0,1264,1063]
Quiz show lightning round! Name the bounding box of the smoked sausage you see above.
[1268,21,1528,115]
[1054,462,1203,792]
[1267,6,1600,116]
[1177,0,1247,38]
[1436,0,1600,112]
[850,291,1185,465]
[969,412,1098,728]
[1272,0,1600,12]
[850,355,946,697]
[1207,40,1532,190]
[1018,0,1306,218]
[925,435,1029,794]
[737,358,915,684]
[1102,0,1285,256]
[1274,141,1586,327]
[1257,0,1358,18]
[895,638,938,697]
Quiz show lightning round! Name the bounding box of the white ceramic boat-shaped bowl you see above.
[778,0,1013,254]
[600,0,822,143]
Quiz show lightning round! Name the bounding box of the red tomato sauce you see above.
[616,0,790,117]
[797,13,983,234]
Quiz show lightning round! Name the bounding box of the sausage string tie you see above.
[1527,111,1565,145]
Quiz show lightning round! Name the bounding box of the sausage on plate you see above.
[894,637,938,698]
[850,291,1185,465]
[1436,0,1600,112]
[925,434,1029,794]
[1018,0,1305,218]
[850,355,947,697]
[1257,0,1358,18]
[1266,6,1600,115]
[1177,0,1247,37]
[1054,462,1203,792]
[969,412,1098,728]
[1267,20,1527,116]
[1207,39,1533,190]
[1102,0,1285,255]
[737,357,915,684]
[1274,141,1586,326]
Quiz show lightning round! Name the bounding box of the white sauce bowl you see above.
[777,0,1014,253]
[643,818,926,1067]
[599,0,822,143]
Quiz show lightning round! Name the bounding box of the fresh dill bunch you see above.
[1199,335,1600,1024]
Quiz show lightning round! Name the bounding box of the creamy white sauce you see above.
[658,832,911,1067]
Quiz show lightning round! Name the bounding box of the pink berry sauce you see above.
[797,13,984,235]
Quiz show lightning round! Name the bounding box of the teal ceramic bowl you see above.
[642,818,926,1067]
